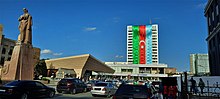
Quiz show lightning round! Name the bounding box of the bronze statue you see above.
[18,8,32,44]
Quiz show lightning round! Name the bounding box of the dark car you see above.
[56,78,87,94]
[0,80,55,99]
[112,84,156,99]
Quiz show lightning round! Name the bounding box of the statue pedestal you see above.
[2,43,34,80]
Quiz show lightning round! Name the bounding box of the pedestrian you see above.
[190,77,197,94]
[198,78,205,94]
[163,85,168,99]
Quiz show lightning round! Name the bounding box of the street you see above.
[44,92,112,99]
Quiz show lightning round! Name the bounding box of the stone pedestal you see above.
[1,43,34,80]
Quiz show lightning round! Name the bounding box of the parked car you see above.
[91,82,117,97]
[112,84,157,99]
[86,80,101,91]
[105,80,120,87]
[0,80,55,99]
[56,78,87,94]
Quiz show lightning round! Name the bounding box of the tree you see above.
[34,59,47,79]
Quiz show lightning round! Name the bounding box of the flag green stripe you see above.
[132,26,139,64]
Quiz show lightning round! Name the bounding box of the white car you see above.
[90,82,118,97]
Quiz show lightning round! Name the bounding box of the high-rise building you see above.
[204,0,220,76]
[127,24,159,64]
[190,54,209,75]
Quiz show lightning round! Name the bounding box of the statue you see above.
[18,8,32,44]
[1,8,35,80]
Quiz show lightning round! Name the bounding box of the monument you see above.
[2,8,34,80]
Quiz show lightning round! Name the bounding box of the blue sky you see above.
[0,0,208,72]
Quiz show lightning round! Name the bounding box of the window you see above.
[209,17,211,26]
[0,57,5,65]
[212,12,214,21]
[121,69,133,73]
[2,48,6,54]
[216,5,219,16]
[8,49,13,55]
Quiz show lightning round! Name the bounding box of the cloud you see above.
[84,27,97,31]
[115,55,124,59]
[41,49,63,56]
[41,49,52,54]
[53,53,63,56]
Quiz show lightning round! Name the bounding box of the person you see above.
[18,8,33,44]
[163,85,168,99]
[190,77,197,94]
[198,78,205,94]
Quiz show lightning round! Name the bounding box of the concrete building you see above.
[190,54,209,75]
[45,54,115,81]
[104,62,167,81]
[164,67,177,74]
[204,0,220,76]
[127,24,159,64]
[0,24,16,66]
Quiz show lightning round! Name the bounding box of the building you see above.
[45,54,115,81]
[99,24,168,81]
[127,24,159,64]
[204,0,220,76]
[190,54,209,75]
[164,67,177,74]
[104,62,167,81]
[0,24,16,66]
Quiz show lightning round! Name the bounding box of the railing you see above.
[187,82,220,98]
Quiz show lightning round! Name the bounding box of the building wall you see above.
[127,24,159,64]
[190,54,209,75]
[0,25,16,66]
[104,62,167,80]
[164,68,177,74]
[205,0,220,76]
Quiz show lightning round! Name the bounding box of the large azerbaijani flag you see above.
[132,25,152,64]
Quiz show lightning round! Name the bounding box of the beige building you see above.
[104,62,168,81]
[0,24,16,66]
[164,67,177,74]
[45,54,115,80]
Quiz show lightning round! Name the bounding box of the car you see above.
[56,78,87,94]
[106,80,121,87]
[90,82,117,97]
[112,84,157,99]
[0,80,55,99]
[86,80,101,91]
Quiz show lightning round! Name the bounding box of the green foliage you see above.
[34,59,47,77]
[42,77,50,81]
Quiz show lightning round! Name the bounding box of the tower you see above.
[127,24,159,64]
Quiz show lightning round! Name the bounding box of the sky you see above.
[0,0,208,72]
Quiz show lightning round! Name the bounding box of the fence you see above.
[187,81,220,98]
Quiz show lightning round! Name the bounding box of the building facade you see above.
[190,54,209,75]
[0,24,16,66]
[205,0,220,76]
[104,62,167,81]
[127,24,159,64]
